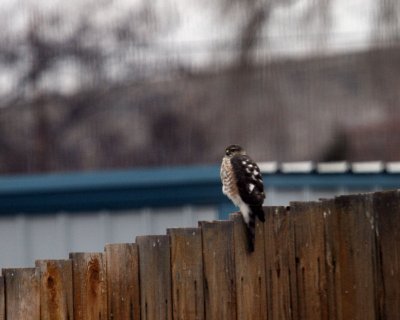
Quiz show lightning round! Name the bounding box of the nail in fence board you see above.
[168,228,205,320]
[200,220,237,320]
[136,235,172,320]
[69,252,107,320]
[373,190,400,318]
[0,276,4,320]
[330,194,377,319]
[290,202,329,319]
[3,268,40,320]
[35,260,73,320]
[264,207,297,320]
[230,213,267,320]
[105,243,140,320]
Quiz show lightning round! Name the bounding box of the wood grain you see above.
[290,201,329,319]
[36,260,73,320]
[168,228,204,320]
[320,199,339,320]
[264,206,297,320]
[231,212,267,320]
[105,243,140,320]
[3,268,40,320]
[329,194,377,320]
[70,252,107,320]
[373,190,400,319]
[200,220,237,320]
[136,235,172,320]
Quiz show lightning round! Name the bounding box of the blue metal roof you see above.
[0,164,399,214]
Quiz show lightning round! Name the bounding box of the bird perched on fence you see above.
[220,144,266,252]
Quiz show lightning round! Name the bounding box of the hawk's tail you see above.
[245,211,256,253]
[250,205,265,222]
[245,206,265,253]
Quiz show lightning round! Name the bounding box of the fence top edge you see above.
[136,234,170,242]
[104,242,136,249]
[69,252,104,258]
[334,192,375,201]
[35,259,72,264]
[2,267,37,274]
[289,201,321,208]
[167,227,200,235]
[198,220,234,227]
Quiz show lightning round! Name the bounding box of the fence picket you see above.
[168,228,205,320]
[105,243,140,320]
[264,206,297,320]
[137,235,172,320]
[291,202,329,319]
[3,268,40,320]
[373,190,400,318]
[231,213,268,320]
[321,199,339,320]
[70,252,107,320]
[200,220,237,320]
[36,260,73,320]
[329,194,377,319]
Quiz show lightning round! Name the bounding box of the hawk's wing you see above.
[230,154,265,206]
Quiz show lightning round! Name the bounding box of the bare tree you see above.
[0,0,178,172]
[372,0,400,44]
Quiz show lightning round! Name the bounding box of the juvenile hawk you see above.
[220,144,266,252]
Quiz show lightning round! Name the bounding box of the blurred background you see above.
[0,0,400,171]
[0,0,400,267]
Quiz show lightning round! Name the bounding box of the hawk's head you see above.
[225,144,246,158]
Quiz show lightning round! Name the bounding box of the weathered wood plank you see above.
[0,276,4,320]
[3,268,40,320]
[320,199,339,320]
[36,259,73,320]
[136,235,172,320]
[70,252,107,320]
[264,206,297,320]
[231,213,267,320]
[291,202,329,319]
[373,190,400,318]
[105,243,140,320]
[200,220,237,320]
[168,228,204,320]
[329,194,377,320]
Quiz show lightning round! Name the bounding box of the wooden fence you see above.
[1,190,400,319]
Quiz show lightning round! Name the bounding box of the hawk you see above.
[220,144,266,252]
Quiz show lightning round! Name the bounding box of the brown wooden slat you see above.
[329,194,377,320]
[291,202,329,319]
[36,260,73,320]
[105,243,140,320]
[231,213,267,320]
[136,235,172,320]
[168,228,204,320]
[320,199,339,320]
[200,220,237,320]
[3,268,40,320]
[70,252,107,320]
[373,190,400,318]
[264,206,297,320]
[0,276,4,320]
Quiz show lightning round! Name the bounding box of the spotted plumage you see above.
[220,144,266,252]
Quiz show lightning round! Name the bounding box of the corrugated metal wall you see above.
[0,206,216,268]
